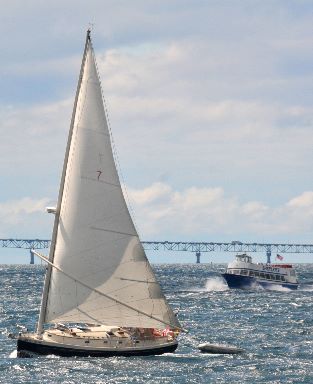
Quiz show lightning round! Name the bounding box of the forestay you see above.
[42,38,180,330]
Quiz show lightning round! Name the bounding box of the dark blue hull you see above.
[222,273,298,290]
[17,338,178,358]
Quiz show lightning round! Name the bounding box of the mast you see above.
[36,30,92,334]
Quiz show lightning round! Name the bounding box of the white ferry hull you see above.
[222,273,298,290]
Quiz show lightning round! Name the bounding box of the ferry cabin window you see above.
[275,274,280,280]
[249,271,255,277]
[241,270,248,275]
[281,276,286,281]
[236,254,252,263]
[265,274,270,279]
[260,273,265,278]
[254,271,260,277]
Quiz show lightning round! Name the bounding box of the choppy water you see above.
[0,264,313,383]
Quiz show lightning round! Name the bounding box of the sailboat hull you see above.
[17,335,178,358]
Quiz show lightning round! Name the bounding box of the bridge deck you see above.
[1,239,313,264]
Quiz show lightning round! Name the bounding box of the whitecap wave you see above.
[265,284,291,292]
[299,284,313,291]
[13,364,25,371]
[205,277,229,292]
[9,350,17,358]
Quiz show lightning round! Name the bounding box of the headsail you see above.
[38,32,180,330]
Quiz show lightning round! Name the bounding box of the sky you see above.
[0,0,313,264]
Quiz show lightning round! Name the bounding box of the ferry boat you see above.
[222,254,299,290]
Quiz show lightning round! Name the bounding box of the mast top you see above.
[87,28,91,41]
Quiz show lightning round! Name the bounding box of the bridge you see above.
[1,239,313,264]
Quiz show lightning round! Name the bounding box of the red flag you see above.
[276,254,284,261]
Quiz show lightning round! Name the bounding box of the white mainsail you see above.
[39,33,180,330]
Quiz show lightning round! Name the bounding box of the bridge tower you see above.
[266,246,271,264]
[30,250,34,265]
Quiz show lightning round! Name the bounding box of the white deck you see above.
[19,325,178,352]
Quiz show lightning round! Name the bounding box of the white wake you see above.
[205,277,229,292]
[9,350,17,358]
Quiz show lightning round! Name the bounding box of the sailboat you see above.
[17,30,181,357]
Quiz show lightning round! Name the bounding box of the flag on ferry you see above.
[276,254,284,261]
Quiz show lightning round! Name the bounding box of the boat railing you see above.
[271,264,293,268]
[227,268,289,282]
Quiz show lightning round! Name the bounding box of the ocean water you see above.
[0,263,313,383]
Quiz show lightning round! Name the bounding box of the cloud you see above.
[0,99,71,176]
[1,36,312,242]
[0,1,312,250]
[1,183,312,244]
[128,182,172,205]
[287,192,313,209]
[0,197,50,217]
[0,197,52,237]
[127,182,313,242]
[1,56,81,78]
[96,41,313,153]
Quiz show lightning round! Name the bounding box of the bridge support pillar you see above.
[266,248,271,264]
[30,250,34,265]
[196,252,201,263]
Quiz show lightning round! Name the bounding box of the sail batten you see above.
[90,227,137,236]
[80,176,120,187]
[41,33,180,331]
